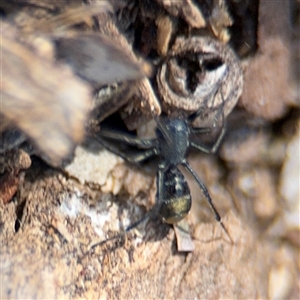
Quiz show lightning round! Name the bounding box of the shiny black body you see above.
[94,115,225,228]
[156,118,191,223]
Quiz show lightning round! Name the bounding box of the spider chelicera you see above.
[92,110,232,245]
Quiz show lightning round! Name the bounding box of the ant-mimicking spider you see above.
[90,108,233,251]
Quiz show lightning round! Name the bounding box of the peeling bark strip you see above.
[0,149,31,204]
[93,10,161,130]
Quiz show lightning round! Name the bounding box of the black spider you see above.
[92,112,231,240]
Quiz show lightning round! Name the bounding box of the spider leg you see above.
[156,162,165,205]
[190,127,212,134]
[125,213,151,232]
[84,207,152,258]
[155,117,173,144]
[93,134,158,163]
[89,164,166,237]
[182,161,233,243]
[126,162,168,229]
[190,122,226,154]
[126,162,168,230]
[189,87,228,154]
[98,128,156,149]
[183,161,221,221]
[82,212,150,259]
[87,130,160,245]
[120,165,168,232]
[82,165,155,256]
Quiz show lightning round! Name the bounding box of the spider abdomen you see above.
[157,166,191,224]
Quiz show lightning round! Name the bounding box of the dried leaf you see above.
[2,21,92,164]
[54,32,148,87]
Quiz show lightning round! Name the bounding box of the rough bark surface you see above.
[1,165,270,299]
[0,0,299,299]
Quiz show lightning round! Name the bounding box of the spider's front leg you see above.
[98,129,156,149]
[92,129,158,163]
[190,122,226,154]
[189,92,228,154]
